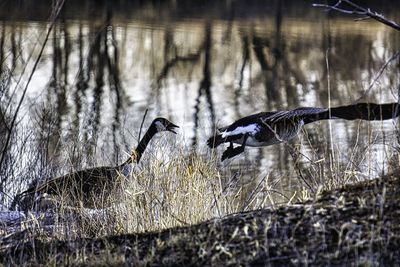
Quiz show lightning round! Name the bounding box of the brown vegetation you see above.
[2,169,399,266]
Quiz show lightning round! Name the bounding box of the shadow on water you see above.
[0,0,399,207]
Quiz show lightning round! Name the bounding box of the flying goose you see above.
[207,103,399,161]
[13,117,179,210]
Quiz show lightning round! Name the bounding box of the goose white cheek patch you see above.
[155,121,166,131]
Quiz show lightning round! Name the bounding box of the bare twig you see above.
[313,0,400,31]
[355,51,400,102]
[138,109,148,143]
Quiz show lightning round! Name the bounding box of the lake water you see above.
[1,0,399,208]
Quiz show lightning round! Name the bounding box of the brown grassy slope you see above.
[2,171,400,266]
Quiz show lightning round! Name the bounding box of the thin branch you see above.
[138,109,148,143]
[313,0,400,31]
[354,51,400,102]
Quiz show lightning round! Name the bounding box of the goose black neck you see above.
[120,123,158,167]
[330,103,400,121]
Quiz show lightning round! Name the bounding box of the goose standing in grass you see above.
[207,103,399,161]
[13,117,179,210]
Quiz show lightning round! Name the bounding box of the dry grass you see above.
[288,120,400,197]
[16,148,263,239]
[2,168,400,266]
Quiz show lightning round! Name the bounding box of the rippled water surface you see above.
[1,0,399,207]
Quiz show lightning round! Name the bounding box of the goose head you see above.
[153,117,179,134]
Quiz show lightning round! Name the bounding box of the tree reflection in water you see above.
[0,0,399,208]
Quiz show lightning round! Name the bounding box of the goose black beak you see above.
[167,123,179,134]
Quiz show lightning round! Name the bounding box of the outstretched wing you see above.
[267,107,329,124]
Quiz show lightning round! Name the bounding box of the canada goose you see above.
[13,117,179,210]
[207,103,399,161]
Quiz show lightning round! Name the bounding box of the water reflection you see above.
[0,0,399,208]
